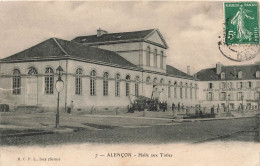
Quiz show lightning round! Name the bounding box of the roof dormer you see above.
[221,72,225,79]
[238,71,243,79]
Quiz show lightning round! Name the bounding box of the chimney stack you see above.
[187,66,191,75]
[97,28,108,37]
[216,62,222,74]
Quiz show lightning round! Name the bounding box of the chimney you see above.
[187,66,191,75]
[97,28,108,37]
[216,62,222,74]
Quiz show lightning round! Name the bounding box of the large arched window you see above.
[13,69,21,95]
[153,78,158,85]
[146,77,151,84]
[190,83,193,99]
[75,68,82,95]
[180,82,183,99]
[44,67,54,94]
[103,72,109,96]
[168,81,171,98]
[135,76,140,97]
[146,46,150,67]
[126,75,131,96]
[154,49,157,67]
[160,78,164,85]
[160,51,164,69]
[195,83,198,99]
[185,83,188,99]
[115,73,120,97]
[27,67,38,96]
[90,70,96,96]
[174,81,177,98]
[28,67,38,75]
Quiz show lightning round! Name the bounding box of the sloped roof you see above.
[166,65,194,79]
[1,38,137,68]
[72,29,155,44]
[196,64,260,81]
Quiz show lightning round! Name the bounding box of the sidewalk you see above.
[1,110,257,138]
[83,113,256,122]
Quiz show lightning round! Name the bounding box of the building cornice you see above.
[0,57,198,81]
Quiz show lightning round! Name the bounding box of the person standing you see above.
[68,101,74,114]
[217,104,220,113]
[172,102,175,111]
[211,105,214,114]
[177,102,180,112]
[186,106,189,115]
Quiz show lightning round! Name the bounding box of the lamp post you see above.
[55,66,64,128]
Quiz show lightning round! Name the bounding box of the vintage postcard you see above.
[0,1,259,166]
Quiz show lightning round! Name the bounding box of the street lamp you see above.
[55,66,64,128]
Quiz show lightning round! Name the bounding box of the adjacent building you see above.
[196,62,260,110]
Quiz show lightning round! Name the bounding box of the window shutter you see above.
[212,83,214,89]
[212,92,214,100]
[236,82,239,89]
[206,92,208,100]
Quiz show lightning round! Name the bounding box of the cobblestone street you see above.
[1,116,258,146]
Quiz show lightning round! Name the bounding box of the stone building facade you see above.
[196,62,260,110]
[0,29,199,111]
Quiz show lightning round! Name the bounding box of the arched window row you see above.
[12,67,199,97]
[146,46,164,68]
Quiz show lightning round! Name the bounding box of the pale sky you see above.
[0,1,259,74]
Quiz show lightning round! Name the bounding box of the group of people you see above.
[145,100,168,112]
[128,101,168,113]
[171,102,185,112]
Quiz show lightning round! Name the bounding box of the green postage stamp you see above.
[224,2,259,45]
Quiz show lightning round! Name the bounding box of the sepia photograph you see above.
[0,1,259,166]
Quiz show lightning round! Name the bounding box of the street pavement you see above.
[0,117,258,146]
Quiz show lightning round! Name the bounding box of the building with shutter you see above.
[0,29,199,111]
[196,62,260,110]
